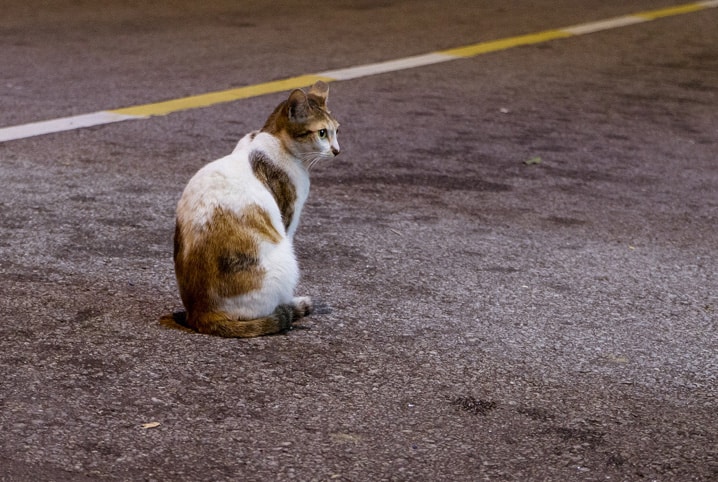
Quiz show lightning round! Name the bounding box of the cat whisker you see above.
[300,151,335,170]
[308,158,323,170]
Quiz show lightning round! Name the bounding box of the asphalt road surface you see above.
[1,1,716,480]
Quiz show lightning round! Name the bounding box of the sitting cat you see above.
[172,81,340,337]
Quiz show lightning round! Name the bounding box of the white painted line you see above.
[699,0,718,7]
[318,53,456,81]
[0,111,143,143]
[561,15,648,36]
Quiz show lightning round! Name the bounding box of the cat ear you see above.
[308,81,329,105]
[287,89,309,122]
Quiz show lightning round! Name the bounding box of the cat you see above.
[171,81,340,337]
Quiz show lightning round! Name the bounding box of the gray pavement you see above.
[1,1,716,480]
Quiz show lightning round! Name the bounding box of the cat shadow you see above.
[309,300,333,315]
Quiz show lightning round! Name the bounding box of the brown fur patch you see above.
[174,205,281,329]
[243,203,282,243]
[250,150,296,231]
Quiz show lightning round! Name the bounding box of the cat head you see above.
[262,81,340,169]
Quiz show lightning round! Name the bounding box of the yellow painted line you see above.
[110,74,333,117]
[1,1,716,143]
[635,3,707,19]
[440,29,574,58]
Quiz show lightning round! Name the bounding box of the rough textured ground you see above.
[1,1,716,480]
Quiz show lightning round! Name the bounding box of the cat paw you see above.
[292,296,313,318]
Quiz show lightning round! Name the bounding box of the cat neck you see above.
[240,130,311,238]
[235,131,307,176]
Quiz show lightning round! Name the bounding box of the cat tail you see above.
[164,298,313,338]
[193,305,295,338]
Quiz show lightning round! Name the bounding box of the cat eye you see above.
[318,129,327,139]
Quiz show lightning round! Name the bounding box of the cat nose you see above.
[332,146,340,156]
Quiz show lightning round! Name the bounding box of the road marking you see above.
[440,30,573,57]
[318,53,456,81]
[1,1,716,143]
[561,16,647,36]
[0,112,141,143]
[111,74,333,117]
[636,1,715,19]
